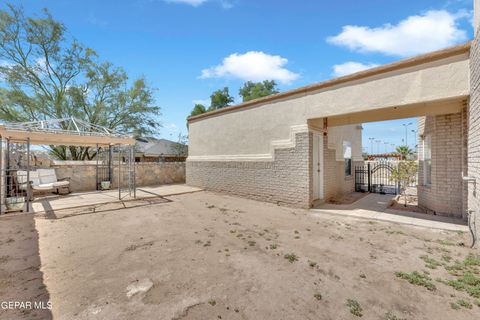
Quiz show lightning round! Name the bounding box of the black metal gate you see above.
[355,162,399,195]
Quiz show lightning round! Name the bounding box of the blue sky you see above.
[5,0,475,150]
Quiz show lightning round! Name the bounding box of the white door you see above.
[312,133,324,200]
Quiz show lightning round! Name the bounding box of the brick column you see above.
[468,10,480,246]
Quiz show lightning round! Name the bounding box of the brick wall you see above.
[186,132,313,208]
[418,112,465,218]
[468,27,480,241]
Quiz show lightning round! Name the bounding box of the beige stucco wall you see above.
[323,133,362,200]
[188,53,469,158]
[327,124,363,161]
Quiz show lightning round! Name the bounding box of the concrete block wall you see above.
[418,112,465,218]
[53,162,185,192]
[186,132,313,208]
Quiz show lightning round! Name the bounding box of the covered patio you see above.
[0,118,137,214]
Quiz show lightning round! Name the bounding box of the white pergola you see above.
[0,117,135,146]
[0,118,137,214]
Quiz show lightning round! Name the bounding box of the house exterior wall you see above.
[188,54,468,159]
[187,132,312,207]
[187,49,469,209]
[418,111,466,218]
[187,124,361,207]
[468,5,480,243]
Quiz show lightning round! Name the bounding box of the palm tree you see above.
[395,145,414,160]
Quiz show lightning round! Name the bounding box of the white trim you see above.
[187,124,309,162]
[187,154,274,162]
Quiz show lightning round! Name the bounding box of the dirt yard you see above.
[1,191,479,320]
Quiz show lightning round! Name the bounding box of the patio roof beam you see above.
[322,97,466,127]
[0,127,135,146]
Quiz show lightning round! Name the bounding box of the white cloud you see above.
[163,0,208,6]
[332,61,379,77]
[35,57,47,69]
[327,10,468,57]
[200,51,299,84]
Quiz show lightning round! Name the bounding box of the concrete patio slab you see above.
[31,184,202,214]
[313,193,468,232]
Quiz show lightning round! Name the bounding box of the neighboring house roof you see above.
[136,138,187,157]
[187,42,471,123]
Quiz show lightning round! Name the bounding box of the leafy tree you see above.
[209,87,234,110]
[391,161,418,207]
[239,80,278,102]
[395,145,414,160]
[0,4,160,160]
[189,103,207,117]
[186,87,234,127]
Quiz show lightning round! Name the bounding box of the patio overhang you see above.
[0,118,135,146]
[316,97,467,127]
[0,126,135,146]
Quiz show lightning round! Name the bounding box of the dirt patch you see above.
[326,192,368,205]
[389,194,428,213]
[0,214,52,320]
[2,191,479,319]
[125,240,155,252]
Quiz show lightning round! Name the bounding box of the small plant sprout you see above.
[394,271,436,291]
[384,312,406,320]
[284,253,298,263]
[456,299,472,309]
[450,302,460,310]
[346,299,363,317]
